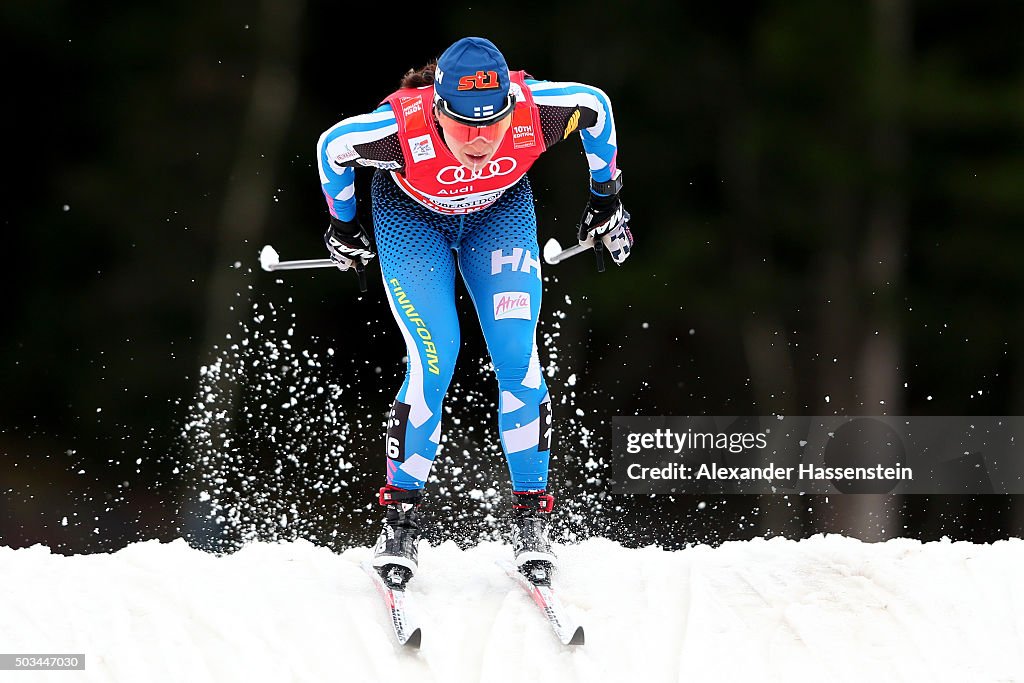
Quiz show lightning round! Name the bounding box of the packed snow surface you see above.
[1,535,1022,682]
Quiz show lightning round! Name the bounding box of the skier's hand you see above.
[577,173,633,266]
[324,216,375,272]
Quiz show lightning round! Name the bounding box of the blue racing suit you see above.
[317,78,618,492]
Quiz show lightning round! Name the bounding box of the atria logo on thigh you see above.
[493,291,531,320]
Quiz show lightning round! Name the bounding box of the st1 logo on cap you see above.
[458,70,500,91]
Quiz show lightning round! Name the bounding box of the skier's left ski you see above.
[497,559,585,646]
[361,561,422,649]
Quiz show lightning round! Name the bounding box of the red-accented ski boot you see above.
[371,486,424,589]
[511,490,557,585]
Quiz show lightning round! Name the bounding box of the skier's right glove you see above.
[324,216,375,272]
[577,170,633,266]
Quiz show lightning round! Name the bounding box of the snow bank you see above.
[1,535,1022,682]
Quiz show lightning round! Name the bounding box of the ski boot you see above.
[511,490,557,586]
[371,485,424,589]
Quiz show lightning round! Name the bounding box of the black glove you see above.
[324,216,375,272]
[577,172,633,266]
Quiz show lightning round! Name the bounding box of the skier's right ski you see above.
[361,561,422,649]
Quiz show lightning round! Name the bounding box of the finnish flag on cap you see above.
[434,37,515,125]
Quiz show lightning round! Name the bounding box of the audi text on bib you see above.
[383,72,547,215]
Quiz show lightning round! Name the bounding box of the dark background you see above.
[2,1,1023,554]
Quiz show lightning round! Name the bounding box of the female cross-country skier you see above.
[316,37,632,588]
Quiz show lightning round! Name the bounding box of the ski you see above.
[360,561,422,649]
[497,559,585,646]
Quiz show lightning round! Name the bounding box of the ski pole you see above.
[259,245,369,292]
[542,237,604,269]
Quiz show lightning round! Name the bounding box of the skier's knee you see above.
[491,341,539,388]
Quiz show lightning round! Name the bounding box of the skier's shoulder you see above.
[318,103,403,170]
[320,103,398,142]
[525,77,612,147]
[526,77,611,125]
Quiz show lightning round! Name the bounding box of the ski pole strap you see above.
[379,485,424,506]
[513,491,554,513]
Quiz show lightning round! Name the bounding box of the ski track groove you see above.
[748,543,903,682]
[671,552,694,683]
[735,566,825,681]
[335,558,394,682]
[474,571,517,682]
[859,545,1021,682]
[849,559,939,682]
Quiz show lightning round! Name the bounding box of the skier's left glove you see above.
[324,216,375,272]
[577,170,633,266]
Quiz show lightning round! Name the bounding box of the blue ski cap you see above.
[434,37,514,125]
